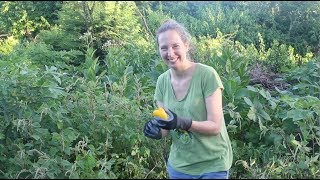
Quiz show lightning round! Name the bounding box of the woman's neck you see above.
[171,61,196,79]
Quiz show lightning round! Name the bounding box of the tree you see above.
[0,1,62,39]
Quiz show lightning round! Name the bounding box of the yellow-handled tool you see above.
[152,107,169,120]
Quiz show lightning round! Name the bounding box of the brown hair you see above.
[156,19,194,61]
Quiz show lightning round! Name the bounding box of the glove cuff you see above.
[177,117,192,131]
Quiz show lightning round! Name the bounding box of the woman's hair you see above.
[156,19,191,45]
[156,19,195,61]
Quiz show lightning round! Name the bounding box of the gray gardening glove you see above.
[152,109,192,131]
[143,120,162,140]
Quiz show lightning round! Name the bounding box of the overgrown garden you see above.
[0,1,319,178]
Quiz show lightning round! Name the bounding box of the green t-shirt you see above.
[154,63,233,175]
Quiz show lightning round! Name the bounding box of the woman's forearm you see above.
[189,119,221,135]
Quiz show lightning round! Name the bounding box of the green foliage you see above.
[3,40,83,70]
[0,36,19,55]
[264,40,296,73]
[0,43,167,179]
[0,1,61,39]
[283,59,320,98]
[51,1,145,58]
[273,1,320,55]
[231,59,320,178]
[37,26,84,53]
[1,1,320,179]
[136,3,171,37]
[193,31,320,178]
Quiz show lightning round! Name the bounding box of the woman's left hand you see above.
[152,109,192,131]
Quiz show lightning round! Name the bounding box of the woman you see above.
[143,19,233,179]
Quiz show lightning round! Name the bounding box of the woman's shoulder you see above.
[157,69,170,81]
[196,63,217,73]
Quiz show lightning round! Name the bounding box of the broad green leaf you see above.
[310,154,319,162]
[69,172,80,179]
[57,120,63,130]
[98,172,110,179]
[292,83,311,90]
[286,109,312,121]
[253,98,263,109]
[258,89,270,99]
[51,132,61,142]
[34,128,49,137]
[258,109,271,121]
[294,96,319,109]
[84,153,97,170]
[64,127,78,143]
[275,86,289,94]
[247,86,257,92]
[269,99,277,109]
[280,94,296,108]
[49,86,67,98]
[47,172,55,179]
[244,97,253,106]
[247,107,256,121]
[52,74,61,85]
[31,134,40,140]
[235,88,250,99]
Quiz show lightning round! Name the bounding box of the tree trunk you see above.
[136,7,153,37]
[81,1,92,32]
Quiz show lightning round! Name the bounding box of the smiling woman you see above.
[156,20,193,71]
[157,29,190,71]
[143,19,233,179]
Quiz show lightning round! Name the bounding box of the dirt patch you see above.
[249,63,290,90]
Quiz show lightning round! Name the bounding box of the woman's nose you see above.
[167,48,174,57]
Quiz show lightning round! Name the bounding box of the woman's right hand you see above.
[143,120,162,140]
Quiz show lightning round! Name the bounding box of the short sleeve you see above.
[202,67,224,98]
[154,74,164,102]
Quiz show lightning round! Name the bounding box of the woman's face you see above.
[158,30,189,70]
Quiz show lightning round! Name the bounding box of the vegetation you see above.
[0,1,319,179]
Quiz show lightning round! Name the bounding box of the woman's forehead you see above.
[158,30,183,43]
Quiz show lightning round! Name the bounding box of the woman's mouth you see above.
[168,58,178,63]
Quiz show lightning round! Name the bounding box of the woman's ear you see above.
[184,42,190,51]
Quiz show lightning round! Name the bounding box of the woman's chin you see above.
[167,60,178,67]
[168,63,178,69]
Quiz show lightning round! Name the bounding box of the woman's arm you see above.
[156,101,170,137]
[189,88,223,135]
